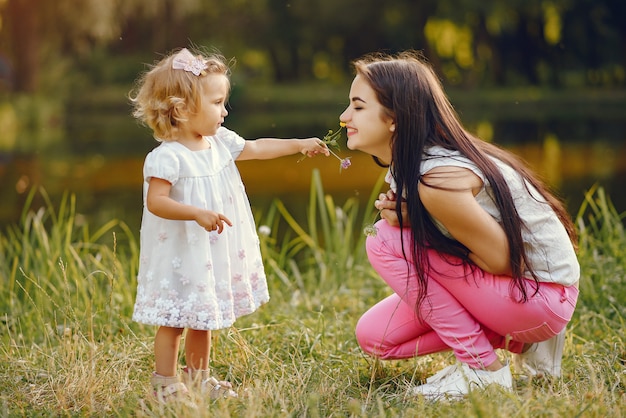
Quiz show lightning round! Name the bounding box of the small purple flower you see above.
[300,123,352,172]
[328,150,351,172]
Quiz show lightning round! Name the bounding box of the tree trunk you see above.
[7,0,40,92]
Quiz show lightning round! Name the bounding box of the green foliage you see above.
[5,95,67,153]
[569,184,626,406]
[0,183,624,416]
[575,184,625,318]
[0,187,139,342]
[254,169,385,309]
[2,0,625,92]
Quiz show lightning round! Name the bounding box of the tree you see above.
[1,0,624,91]
[4,0,40,92]
[0,0,205,92]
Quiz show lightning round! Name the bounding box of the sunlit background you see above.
[0,0,624,232]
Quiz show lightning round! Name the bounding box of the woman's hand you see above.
[375,189,409,227]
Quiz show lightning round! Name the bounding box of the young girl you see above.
[340,51,580,399]
[130,47,329,402]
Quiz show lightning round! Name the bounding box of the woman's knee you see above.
[356,315,398,359]
[355,315,385,356]
[355,315,373,352]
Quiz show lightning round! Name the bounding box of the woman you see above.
[340,51,579,399]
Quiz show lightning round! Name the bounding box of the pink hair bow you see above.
[172,48,208,76]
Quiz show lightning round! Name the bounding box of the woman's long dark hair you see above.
[354,51,577,309]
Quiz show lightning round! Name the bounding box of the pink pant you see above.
[356,220,579,368]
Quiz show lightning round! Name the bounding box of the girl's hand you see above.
[147,178,232,233]
[375,190,409,227]
[195,210,233,234]
[300,138,330,158]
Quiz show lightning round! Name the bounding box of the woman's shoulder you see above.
[424,145,458,156]
[422,145,468,164]
[420,165,483,192]
[422,146,482,173]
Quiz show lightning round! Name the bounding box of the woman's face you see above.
[340,74,395,163]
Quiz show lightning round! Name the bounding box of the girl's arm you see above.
[236,137,329,161]
[418,166,512,275]
[146,178,232,233]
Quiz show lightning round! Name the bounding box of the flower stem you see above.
[328,149,343,161]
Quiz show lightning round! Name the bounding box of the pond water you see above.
[0,91,624,234]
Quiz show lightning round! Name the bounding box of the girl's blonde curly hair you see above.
[130,48,231,142]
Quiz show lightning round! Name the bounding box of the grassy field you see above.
[0,172,624,417]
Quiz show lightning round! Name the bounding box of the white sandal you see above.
[183,367,238,399]
[151,373,190,403]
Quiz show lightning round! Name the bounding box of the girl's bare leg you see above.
[154,326,185,376]
[185,329,211,370]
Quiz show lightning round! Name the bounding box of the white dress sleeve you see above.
[143,144,180,185]
[215,127,246,159]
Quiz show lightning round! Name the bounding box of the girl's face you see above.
[340,74,395,163]
[183,74,229,139]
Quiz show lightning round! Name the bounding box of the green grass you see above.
[0,174,624,417]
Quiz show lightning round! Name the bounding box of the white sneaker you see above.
[409,362,513,400]
[515,327,566,378]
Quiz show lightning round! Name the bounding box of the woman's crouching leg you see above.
[355,294,450,359]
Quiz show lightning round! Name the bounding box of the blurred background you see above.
[0,0,624,232]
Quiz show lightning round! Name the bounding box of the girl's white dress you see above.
[132,127,269,330]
